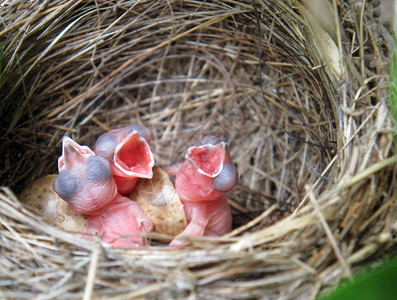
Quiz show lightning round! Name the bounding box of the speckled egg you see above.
[19,175,87,233]
[130,166,187,237]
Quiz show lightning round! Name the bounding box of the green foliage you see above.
[319,257,397,300]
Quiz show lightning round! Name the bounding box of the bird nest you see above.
[0,0,396,299]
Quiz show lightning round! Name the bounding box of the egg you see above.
[19,175,87,233]
[130,166,187,237]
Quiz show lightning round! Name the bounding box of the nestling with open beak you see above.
[53,136,153,247]
[94,124,154,195]
[53,137,118,215]
[169,136,238,248]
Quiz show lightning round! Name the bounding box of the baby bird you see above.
[169,136,238,248]
[85,194,153,248]
[53,137,117,215]
[94,124,154,195]
[54,136,153,247]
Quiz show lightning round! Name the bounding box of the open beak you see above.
[58,136,95,171]
[186,142,226,178]
[114,131,154,179]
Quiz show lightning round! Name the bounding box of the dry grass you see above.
[0,0,396,299]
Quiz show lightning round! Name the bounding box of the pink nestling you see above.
[94,124,154,195]
[53,136,117,215]
[169,136,238,248]
[53,136,153,247]
[84,194,153,248]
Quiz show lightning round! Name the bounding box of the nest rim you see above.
[0,0,396,299]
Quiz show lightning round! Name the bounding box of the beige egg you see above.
[130,166,187,237]
[19,175,87,233]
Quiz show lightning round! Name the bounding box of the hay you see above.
[0,0,396,298]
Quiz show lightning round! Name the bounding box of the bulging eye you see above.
[213,164,238,192]
[94,132,118,160]
[53,171,80,201]
[86,156,112,183]
[124,124,152,142]
[200,135,222,146]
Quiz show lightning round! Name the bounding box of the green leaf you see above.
[319,257,397,300]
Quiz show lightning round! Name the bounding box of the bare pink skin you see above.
[180,196,232,236]
[84,194,153,248]
[53,137,117,215]
[169,136,238,248]
[94,124,154,195]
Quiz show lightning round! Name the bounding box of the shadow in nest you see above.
[0,0,337,231]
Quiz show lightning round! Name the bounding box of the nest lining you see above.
[0,0,396,299]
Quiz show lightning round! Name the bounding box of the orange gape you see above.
[94,124,154,195]
[169,136,238,248]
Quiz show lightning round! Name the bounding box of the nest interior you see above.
[0,0,396,299]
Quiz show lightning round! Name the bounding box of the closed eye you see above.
[53,171,81,201]
[213,164,238,192]
[86,156,112,183]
